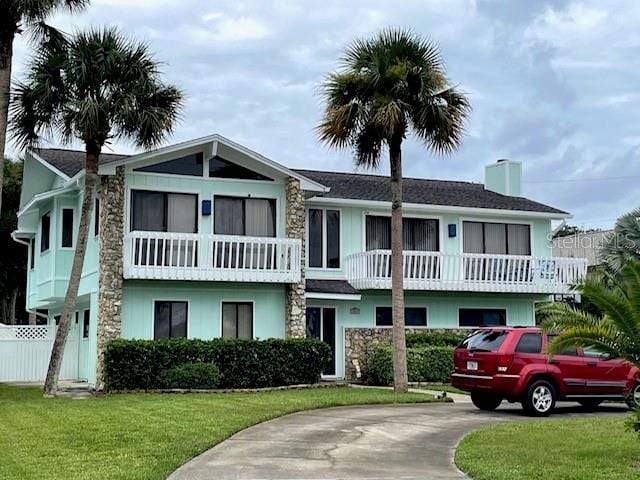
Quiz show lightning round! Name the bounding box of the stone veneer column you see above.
[285,177,306,338]
[95,166,125,390]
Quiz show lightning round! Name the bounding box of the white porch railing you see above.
[123,232,302,283]
[345,250,587,294]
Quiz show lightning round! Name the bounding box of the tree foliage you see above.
[600,208,640,275]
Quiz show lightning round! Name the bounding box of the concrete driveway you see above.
[168,401,628,480]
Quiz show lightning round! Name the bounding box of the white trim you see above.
[305,292,361,301]
[98,134,328,193]
[219,300,256,340]
[28,150,71,181]
[305,206,342,270]
[308,196,571,220]
[17,184,77,218]
[150,298,191,340]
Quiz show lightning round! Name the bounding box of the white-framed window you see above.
[154,301,188,339]
[221,302,253,339]
[375,307,427,327]
[462,221,530,255]
[131,190,198,233]
[40,212,51,253]
[61,208,74,248]
[213,196,276,237]
[308,208,340,268]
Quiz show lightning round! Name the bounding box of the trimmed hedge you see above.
[405,331,464,348]
[364,345,454,385]
[103,338,332,391]
[159,362,221,389]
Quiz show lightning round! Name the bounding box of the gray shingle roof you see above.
[294,169,568,215]
[33,148,130,178]
[306,279,359,295]
[31,148,567,216]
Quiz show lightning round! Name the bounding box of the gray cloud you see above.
[7,0,640,229]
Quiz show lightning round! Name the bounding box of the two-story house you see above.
[12,134,587,387]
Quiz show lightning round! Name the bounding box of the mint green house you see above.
[12,134,587,387]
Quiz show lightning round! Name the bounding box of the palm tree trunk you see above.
[28,311,37,326]
[43,148,99,396]
[390,137,408,393]
[0,34,14,216]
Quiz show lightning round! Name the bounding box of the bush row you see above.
[363,345,454,385]
[405,331,464,348]
[103,338,332,391]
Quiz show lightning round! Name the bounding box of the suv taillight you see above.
[496,354,513,373]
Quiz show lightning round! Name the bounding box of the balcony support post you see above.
[285,177,306,338]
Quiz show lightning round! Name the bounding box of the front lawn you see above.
[0,384,434,480]
[456,416,640,480]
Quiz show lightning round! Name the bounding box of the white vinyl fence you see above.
[0,324,78,382]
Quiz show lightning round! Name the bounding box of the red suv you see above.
[451,327,640,416]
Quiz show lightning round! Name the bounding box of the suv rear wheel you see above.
[523,379,556,416]
[626,383,640,409]
[471,391,502,411]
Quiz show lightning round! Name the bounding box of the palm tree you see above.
[600,208,640,274]
[0,0,89,215]
[539,260,640,368]
[317,28,470,392]
[11,27,184,396]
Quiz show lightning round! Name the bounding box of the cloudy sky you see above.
[9,0,640,229]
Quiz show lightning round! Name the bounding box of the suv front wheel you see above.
[626,383,640,409]
[523,379,556,416]
[471,391,502,411]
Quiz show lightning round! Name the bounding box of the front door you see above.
[306,307,336,376]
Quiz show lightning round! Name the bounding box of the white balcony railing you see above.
[124,231,302,283]
[345,250,587,294]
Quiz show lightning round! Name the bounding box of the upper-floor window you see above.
[366,215,439,251]
[29,239,35,269]
[61,208,74,248]
[40,212,51,253]
[209,156,273,181]
[462,221,530,255]
[131,190,198,233]
[308,208,340,268]
[214,196,276,237]
[134,153,204,177]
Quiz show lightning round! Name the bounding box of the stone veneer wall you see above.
[344,327,468,381]
[96,166,125,390]
[284,177,306,338]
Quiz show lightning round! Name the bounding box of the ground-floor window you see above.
[458,308,506,327]
[222,302,253,339]
[83,310,90,338]
[154,301,188,339]
[375,307,427,327]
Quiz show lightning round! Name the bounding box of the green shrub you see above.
[103,338,332,391]
[406,331,464,348]
[159,362,221,389]
[364,345,454,385]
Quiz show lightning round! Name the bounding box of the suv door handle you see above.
[587,361,597,367]
[549,359,560,365]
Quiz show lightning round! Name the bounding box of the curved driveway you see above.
[168,401,627,480]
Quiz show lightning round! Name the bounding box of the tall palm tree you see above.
[0,0,89,215]
[317,28,470,392]
[11,27,184,396]
[600,208,640,274]
[539,260,640,367]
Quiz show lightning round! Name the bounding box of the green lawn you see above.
[456,416,640,480]
[0,384,434,480]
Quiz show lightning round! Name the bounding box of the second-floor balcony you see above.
[123,231,302,283]
[345,250,587,294]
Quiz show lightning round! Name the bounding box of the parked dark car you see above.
[451,327,640,416]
